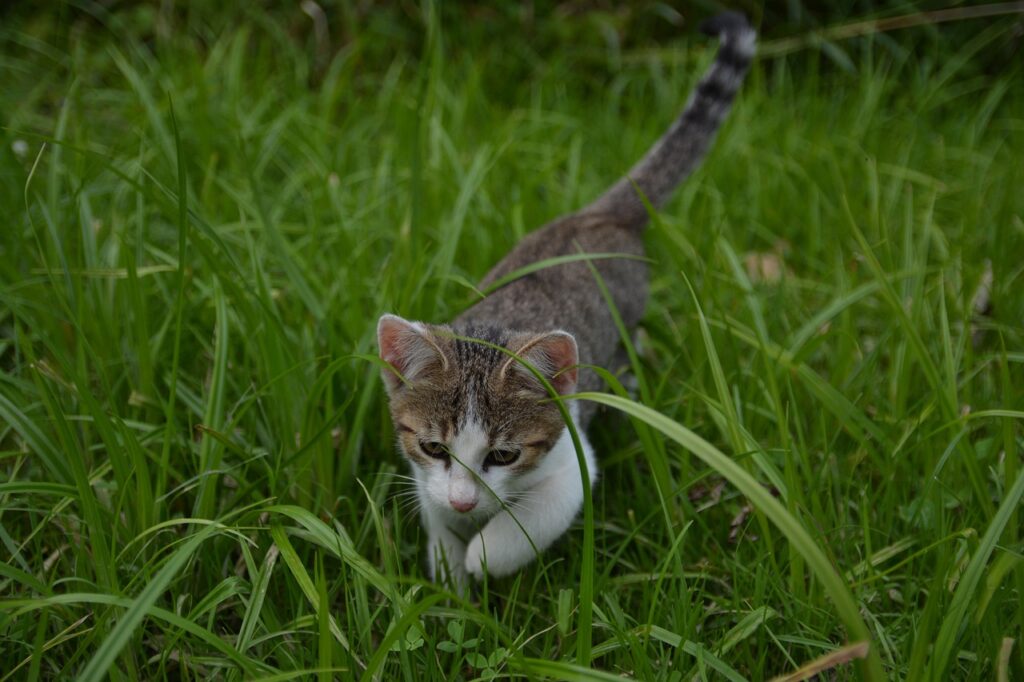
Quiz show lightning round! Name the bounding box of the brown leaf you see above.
[689,479,726,511]
[770,641,871,682]
[743,251,786,284]
[728,503,753,543]
[998,637,1015,682]
[971,259,994,348]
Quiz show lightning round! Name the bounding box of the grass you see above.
[2,3,1023,680]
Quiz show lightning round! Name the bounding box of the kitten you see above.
[378,13,755,586]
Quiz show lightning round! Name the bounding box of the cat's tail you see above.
[582,11,756,229]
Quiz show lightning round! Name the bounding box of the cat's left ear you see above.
[502,331,579,396]
[377,314,449,395]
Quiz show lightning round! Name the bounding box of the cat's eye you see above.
[419,441,448,459]
[485,447,520,468]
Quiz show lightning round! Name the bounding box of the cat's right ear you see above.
[377,314,449,395]
[501,330,579,396]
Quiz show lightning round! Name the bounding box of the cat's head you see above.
[377,314,578,518]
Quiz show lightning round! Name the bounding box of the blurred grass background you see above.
[1,1,1023,680]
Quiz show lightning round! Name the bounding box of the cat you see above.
[377,12,755,587]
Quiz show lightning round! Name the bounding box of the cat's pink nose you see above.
[450,498,477,513]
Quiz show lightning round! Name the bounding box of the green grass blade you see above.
[843,196,993,518]
[1,592,264,676]
[519,659,636,681]
[683,272,788,497]
[269,524,362,667]
[241,141,325,319]
[928,467,1024,681]
[481,252,648,296]
[237,543,280,652]
[573,392,886,681]
[194,281,230,519]
[75,524,217,682]
[0,388,72,485]
[157,97,192,508]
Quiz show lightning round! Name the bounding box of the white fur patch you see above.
[464,416,597,578]
[446,418,488,509]
[732,28,757,58]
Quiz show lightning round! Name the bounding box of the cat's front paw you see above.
[464,522,531,579]
[431,553,470,591]
[427,533,470,593]
[464,533,487,580]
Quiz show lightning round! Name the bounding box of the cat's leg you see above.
[422,508,469,591]
[463,470,582,578]
[464,430,595,579]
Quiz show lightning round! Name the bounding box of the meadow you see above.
[1,3,1022,680]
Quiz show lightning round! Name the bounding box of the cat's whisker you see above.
[383,480,420,490]
[391,501,419,513]
[386,481,420,491]
[394,498,424,524]
[375,472,419,482]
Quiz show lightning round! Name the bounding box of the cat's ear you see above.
[502,331,579,396]
[377,314,449,394]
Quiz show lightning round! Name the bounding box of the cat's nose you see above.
[449,498,477,513]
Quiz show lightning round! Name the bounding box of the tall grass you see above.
[1,4,1022,680]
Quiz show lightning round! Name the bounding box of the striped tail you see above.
[583,11,756,228]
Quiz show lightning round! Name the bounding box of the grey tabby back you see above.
[455,11,756,424]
